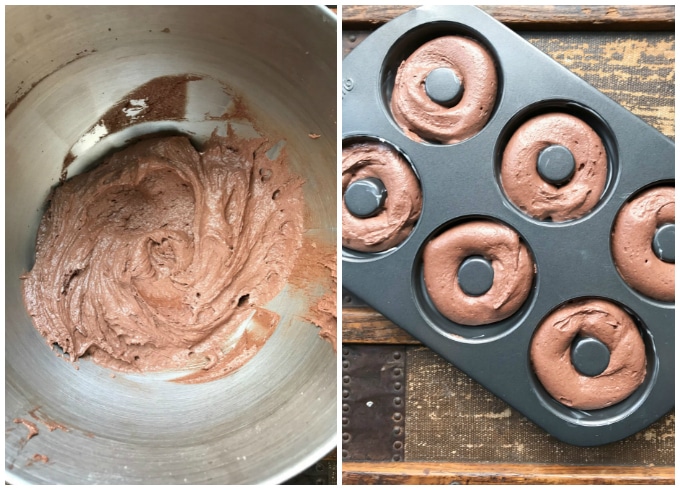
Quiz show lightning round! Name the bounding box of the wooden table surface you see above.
[342,4,674,485]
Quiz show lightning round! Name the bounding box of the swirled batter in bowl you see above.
[22,129,305,381]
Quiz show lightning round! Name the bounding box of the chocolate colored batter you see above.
[342,141,422,252]
[291,238,337,352]
[13,419,39,441]
[390,36,497,144]
[22,130,304,379]
[501,113,608,221]
[612,186,674,302]
[422,221,534,325]
[531,299,646,410]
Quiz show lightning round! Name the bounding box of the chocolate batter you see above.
[612,186,674,302]
[422,221,534,325]
[32,454,50,464]
[342,141,422,252]
[390,36,497,145]
[531,299,646,410]
[289,238,337,352]
[501,113,608,221]
[22,130,304,379]
[307,249,337,352]
[13,419,39,441]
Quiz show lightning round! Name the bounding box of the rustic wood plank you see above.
[342,5,418,26]
[342,5,675,30]
[342,461,675,485]
[342,307,420,344]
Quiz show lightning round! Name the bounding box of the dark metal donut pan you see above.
[342,5,674,446]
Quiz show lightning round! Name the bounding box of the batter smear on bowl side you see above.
[22,129,305,382]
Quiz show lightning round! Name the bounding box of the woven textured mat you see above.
[405,347,674,464]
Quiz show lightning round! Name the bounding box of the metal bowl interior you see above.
[5,6,337,484]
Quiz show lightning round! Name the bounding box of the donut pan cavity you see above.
[342,6,674,446]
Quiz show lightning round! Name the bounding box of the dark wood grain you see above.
[342,5,675,30]
[342,308,420,344]
[342,461,675,485]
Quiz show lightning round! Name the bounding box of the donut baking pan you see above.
[342,5,674,446]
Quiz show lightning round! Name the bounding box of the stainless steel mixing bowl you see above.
[6,6,337,484]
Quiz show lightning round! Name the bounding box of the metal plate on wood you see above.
[342,345,405,461]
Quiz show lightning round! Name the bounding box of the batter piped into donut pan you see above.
[342,6,674,446]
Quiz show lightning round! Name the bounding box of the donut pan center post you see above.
[653,223,674,263]
[457,255,494,296]
[570,336,611,377]
[345,177,388,218]
[536,144,576,186]
[425,67,463,107]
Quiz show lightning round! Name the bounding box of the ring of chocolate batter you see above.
[390,36,498,145]
[501,113,608,221]
[612,186,674,302]
[422,220,534,325]
[342,141,422,253]
[531,299,647,410]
